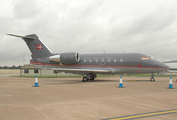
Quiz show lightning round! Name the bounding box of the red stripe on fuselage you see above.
[30,60,170,70]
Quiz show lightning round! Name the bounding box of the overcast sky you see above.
[0,0,177,67]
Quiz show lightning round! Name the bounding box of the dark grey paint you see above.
[8,34,170,76]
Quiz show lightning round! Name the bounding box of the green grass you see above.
[12,75,118,78]
[12,75,82,78]
[124,74,177,77]
[11,74,177,78]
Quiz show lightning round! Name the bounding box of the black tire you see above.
[150,77,155,82]
[90,76,94,81]
[82,76,88,82]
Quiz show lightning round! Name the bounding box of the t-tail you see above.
[7,34,53,62]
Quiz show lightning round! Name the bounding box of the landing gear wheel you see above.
[150,77,155,82]
[82,73,97,82]
[82,76,88,82]
[90,76,94,81]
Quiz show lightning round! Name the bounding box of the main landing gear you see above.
[82,73,97,82]
[150,73,155,82]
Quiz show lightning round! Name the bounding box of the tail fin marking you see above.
[8,34,53,58]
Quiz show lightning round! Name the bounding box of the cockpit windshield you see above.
[141,56,151,60]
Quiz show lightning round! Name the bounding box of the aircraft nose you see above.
[158,62,170,69]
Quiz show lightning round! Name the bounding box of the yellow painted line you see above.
[108,109,177,120]
[128,80,136,81]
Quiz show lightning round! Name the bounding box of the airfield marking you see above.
[127,80,149,82]
[104,109,177,120]
[128,80,136,81]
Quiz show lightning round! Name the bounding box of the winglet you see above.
[7,34,35,40]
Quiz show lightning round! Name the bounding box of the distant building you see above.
[20,64,72,76]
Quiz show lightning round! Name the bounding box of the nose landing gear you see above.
[150,77,155,82]
[150,73,155,82]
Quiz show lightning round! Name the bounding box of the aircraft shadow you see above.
[91,80,117,82]
[42,79,160,85]
[42,79,117,85]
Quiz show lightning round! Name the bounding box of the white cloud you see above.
[0,0,177,68]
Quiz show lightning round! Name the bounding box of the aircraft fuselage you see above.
[31,53,170,75]
[8,34,170,81]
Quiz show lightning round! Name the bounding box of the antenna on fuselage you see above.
[153,54,156,59]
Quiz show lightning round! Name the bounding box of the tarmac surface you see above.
[0,74,177,120]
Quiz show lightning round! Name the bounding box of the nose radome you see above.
[159,62,170,69]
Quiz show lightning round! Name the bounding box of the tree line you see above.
[0,65,22,69]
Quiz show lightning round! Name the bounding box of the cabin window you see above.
[101,59,104,62]
[114,59,116,62]
[84,60,86,62]
[120,59,123,62]
[89,59,92,62]
[108,59,110,62]
[142,56,151,60]
[95,59,98,62]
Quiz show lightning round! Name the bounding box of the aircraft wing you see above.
[51,68,113,75]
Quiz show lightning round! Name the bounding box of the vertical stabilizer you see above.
[24,34,52,58]
[8,34,53,59]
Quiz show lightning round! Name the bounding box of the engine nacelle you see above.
[49,52,80,64]
[60,52,80,64]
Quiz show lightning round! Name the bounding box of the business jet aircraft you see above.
[8,34,170,82]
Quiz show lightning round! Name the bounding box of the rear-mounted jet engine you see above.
[49,52,80,64]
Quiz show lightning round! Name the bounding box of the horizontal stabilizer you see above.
[7,34,35,40]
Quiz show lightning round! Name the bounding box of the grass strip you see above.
[11,74,177,78]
